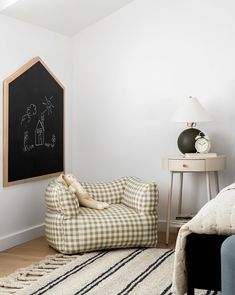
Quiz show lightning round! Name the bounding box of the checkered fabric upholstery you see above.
[45,177,158,254]
[81,178,125,204]
[45,180,79,217]
[122,177,158,214]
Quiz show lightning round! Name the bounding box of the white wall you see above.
[0,15,72,250]
[2,0,235,249]
[72,0,235,225]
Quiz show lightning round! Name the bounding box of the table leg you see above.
[178,172,183,215]
[166,172,174,245]
[206,172,212,201]
[214,171,220,194]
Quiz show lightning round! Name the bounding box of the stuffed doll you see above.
[57,174,109,210]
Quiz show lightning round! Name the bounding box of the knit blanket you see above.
[172,183,235,295]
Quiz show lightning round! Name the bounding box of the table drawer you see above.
[169,159,205,171]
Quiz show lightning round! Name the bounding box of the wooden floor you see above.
[0,232,177,277]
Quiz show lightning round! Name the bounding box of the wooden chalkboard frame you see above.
[3,57,65,186]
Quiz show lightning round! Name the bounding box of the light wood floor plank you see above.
[0,232,176,277]
[0,236,56,276]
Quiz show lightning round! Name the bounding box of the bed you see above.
[172,183,235,295]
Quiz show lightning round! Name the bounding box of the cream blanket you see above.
[172,183,235,295]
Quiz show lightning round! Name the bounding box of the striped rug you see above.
[0,248,220,295]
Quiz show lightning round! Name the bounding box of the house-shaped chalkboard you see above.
[3,57,64,186]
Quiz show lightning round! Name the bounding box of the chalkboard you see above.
[3,57,64,186]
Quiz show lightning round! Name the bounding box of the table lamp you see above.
[171,96,212,154]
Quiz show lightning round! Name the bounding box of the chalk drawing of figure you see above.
[23,131,34,152]
[51,134,56,148]
[23,131,29,151]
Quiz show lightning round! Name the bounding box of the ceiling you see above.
[0,0,134,36]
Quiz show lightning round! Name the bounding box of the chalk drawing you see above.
[35,120,44,146]
[21,104,37,128]
[44,134,56,148]
[20,96,56,152]
[42,96,54,115]
[23,131,34,152]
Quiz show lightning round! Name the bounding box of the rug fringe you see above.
[0,254,81,294]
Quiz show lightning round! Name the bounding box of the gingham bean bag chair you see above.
[45,176,159,254]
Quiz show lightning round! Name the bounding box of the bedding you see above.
[172,183,235,294]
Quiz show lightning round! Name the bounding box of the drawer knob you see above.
[183,164,188,168]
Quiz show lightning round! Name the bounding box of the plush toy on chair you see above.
[57,174,109,210]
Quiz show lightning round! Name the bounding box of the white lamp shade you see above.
[171,96,212,123]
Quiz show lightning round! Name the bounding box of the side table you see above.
[162,155,226,244]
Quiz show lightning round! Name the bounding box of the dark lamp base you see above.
[177,128,203,154]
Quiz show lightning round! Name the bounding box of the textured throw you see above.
[0,248,219,295]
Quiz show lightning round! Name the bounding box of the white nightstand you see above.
[162,155,226,244]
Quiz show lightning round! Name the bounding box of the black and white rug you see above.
[0,248,219,295]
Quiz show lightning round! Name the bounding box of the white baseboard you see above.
[0,224,45,251]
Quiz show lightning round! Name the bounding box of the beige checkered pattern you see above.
[45,180,79,217]
[81,178,125,204]
[122,177,158,214]
[45,177,158,254]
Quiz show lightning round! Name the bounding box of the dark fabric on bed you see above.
[185,233,229,294]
